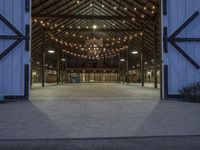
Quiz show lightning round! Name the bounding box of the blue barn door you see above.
[0,0,30,101]
[162,0,200,98]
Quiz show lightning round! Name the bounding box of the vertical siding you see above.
[164,0,200,95]
[0,0,30,96]
[194,0,200,82]
[0,0,3,93]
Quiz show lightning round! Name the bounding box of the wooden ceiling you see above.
[32,0,160,69]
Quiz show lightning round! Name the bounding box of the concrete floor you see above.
[31,83,160,100]
[0,83,200,140]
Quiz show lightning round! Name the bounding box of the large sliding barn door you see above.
[0,0,30,101]
[162,0,200,98]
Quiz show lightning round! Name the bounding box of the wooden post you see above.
[141,31,144,87]
[126,46,129,85]
[30,66,32,88]
[154,21,158,89]
[42,30,45,87]
[57,44,60,85]
[118,54,121,83]
[61,47,64,84]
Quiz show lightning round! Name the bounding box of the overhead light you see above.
[102,5,104,8]
[120,58,125,62]
[77,0,80,4]
[132,51,138,54]
[93,25,97,29]
[61,58,66,62]
[48,50,55,54]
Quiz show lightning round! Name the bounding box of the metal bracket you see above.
[0,14,30,61]
[25,0,30,12]
[163,0,167,16]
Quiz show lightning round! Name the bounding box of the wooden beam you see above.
[32,14,136,21]
[44,28,142,33]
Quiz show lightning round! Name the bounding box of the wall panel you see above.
[0,0,30,100]
[163,0,200,97]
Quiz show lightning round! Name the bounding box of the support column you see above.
[61,48,64,84]
[42,30,45,87]
[141,32,144,87]
[57,44,60,85]
[30,67,32,88]
[118,55,121,83]
[126,46,129,85]
[154,21,158,89]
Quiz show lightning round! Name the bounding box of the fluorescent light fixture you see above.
[120,58,125,62]
[48,50,55,54]
[132,51,138,54]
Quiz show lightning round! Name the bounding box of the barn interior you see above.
[31,0,161,100]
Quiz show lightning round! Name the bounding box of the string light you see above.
[32,2,155,60]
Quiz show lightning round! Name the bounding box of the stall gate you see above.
[0,0,30,101]
[163,0,200,98]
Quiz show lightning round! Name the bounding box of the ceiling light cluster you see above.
[49,34,128,60]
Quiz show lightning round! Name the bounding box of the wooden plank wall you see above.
[0,0,30,96]
[163,0,200,95]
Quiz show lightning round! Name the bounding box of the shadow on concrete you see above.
[0,101,64,139]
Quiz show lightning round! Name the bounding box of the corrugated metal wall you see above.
[163,0,200,98]
[0,0,30,100]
